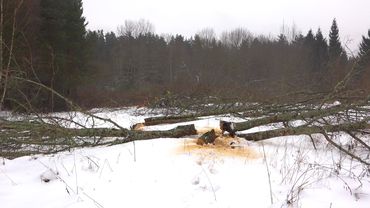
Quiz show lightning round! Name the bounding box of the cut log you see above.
[234,105,350,132]
[144,116,200,126]
[119,124,197,143]
[144,105,254,126]
[0,120,197,140]
[237,120,370,141]
[0,120,198,158]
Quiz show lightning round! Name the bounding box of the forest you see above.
[0,0,369,112]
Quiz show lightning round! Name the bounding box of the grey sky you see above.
[82,0,370,52]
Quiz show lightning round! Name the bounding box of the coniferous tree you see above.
[352,29,370,88]
[327,19,348,87]
[277,34,288,45]
[303,29,316,73]
[304,30,315,43]
[358,30,370,58]
[314,28,329,72]
[39,0,87,110]
[328,19,344,61]
[357,30,370,70]
[64,0,87,70]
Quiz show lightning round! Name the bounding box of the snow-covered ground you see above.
[1,107,370,208]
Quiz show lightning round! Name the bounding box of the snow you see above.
[1,107,370,208]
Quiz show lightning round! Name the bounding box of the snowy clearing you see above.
[1,107,370,208]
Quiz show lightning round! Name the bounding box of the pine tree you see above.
[328,18,343,60]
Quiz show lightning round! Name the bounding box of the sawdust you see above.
[176,134,260,159]
[132,123,145,130]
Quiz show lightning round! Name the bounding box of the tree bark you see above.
[237,120,370,141]
[234,105,349,131]
[0,120,197,144]
[144,115,201,126]
[144,105,254,126]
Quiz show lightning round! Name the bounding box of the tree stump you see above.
[197,129,216,145]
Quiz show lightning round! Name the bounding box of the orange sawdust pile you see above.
[176,128,260,159]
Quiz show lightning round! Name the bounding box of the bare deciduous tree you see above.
[220,27,253,48]
[117,19,155,38]
[280,22,300,43]
[196,28,216,48]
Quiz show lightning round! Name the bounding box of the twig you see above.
[38,160,105,208]
[261,141,273,205]
[99,159,113,178]
[0,167,17,185]
[74,153,79,194]
[321,131,370,165]
[200,165,217,201]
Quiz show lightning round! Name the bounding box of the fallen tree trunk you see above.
[144,105,257,126]
[234,105,351,131]
[112,124,197,143]
[0,120,197,158]
[0,120,197,141]
[144,116,201,126]
[237,120,370,141]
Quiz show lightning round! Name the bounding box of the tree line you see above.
[0,0,370,111]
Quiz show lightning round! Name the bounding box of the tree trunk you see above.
[144,105,253,126]
[234,105,349,131]
[0,120,197,158]
[237,120,370,141]
[0,0,3,110]
[0,120,197,143]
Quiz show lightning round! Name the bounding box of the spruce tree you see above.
[357,29,370,70]
[314,28,329,72]
[64,0,87,69]
[304,29,315,45]
[358,30,370,58]
[303,29,316,73]
[39,0,87,110]
[328,18,343,60]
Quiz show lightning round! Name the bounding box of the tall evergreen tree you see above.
[357,29,370,70]
[302,29,316,73]
[314,28,329,72]
[358,30,370,58]
[328,18,343,60]
[304,29,315,45]
[64,0,87,70]
[39,0,87,110]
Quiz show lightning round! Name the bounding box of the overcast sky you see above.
[82,0,370,52]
